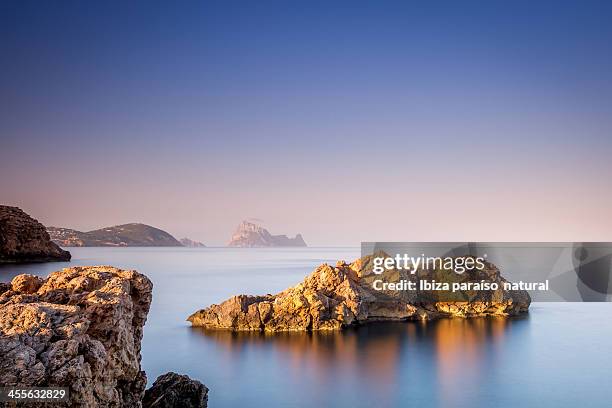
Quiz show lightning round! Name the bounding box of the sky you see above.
[2,0,612,246]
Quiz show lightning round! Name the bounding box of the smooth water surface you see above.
[1,248,611,407]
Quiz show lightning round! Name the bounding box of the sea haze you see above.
[1,248,611,408]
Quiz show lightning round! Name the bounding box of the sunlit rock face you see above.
[0,266,152,407]
[188,255,530,332]
[0,205,71,263]
[227,220,306,247]
[0,266,209,407]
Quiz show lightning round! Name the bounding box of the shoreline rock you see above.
[0,266,207,407]
[188,255,531,332]
[0,205,71,263]
[47,224,183,247]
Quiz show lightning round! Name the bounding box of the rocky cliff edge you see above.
[0,266,206,407]
[0,206,71,263]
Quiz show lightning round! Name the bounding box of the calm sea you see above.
[1,247,611,408]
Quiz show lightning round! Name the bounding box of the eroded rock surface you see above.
[188,255,531,332]
[179,238,206,248]
[0,205,71,263]
[143,372,208,408]
[0,266,152,407]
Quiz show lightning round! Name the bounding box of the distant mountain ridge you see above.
[47,223,183,247]
[227,221,306,247]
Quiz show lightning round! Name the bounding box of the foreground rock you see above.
[0,267,151,406]
[227,220,306,247]
[0,267,207,407]
[0,205,71,263]
[143,372,208,408]
[188,255,531,332]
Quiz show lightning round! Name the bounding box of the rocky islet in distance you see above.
[0,205,71,263]
[188,255,531,332]
[0,266,207,407]
[227,220,306,247]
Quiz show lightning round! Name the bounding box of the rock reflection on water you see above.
[190,316,529,407]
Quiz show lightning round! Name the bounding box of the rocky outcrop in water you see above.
[143,372,208,408]
[0,266,207,407]
[188,255,531,332]
[179,238,206,248]
[227,221,306,247]
[47,224,182,247]
[0,205,71,263]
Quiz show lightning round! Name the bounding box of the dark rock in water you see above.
[188,255,531,332]
[143,372,209,408]
[47,223,183,247]
[227,220,306,247]
[0,205,71,263]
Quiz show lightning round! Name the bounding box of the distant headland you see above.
[47,223,183,247]
[2,204,309,249]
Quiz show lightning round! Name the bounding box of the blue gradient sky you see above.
[2,1,612,245]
